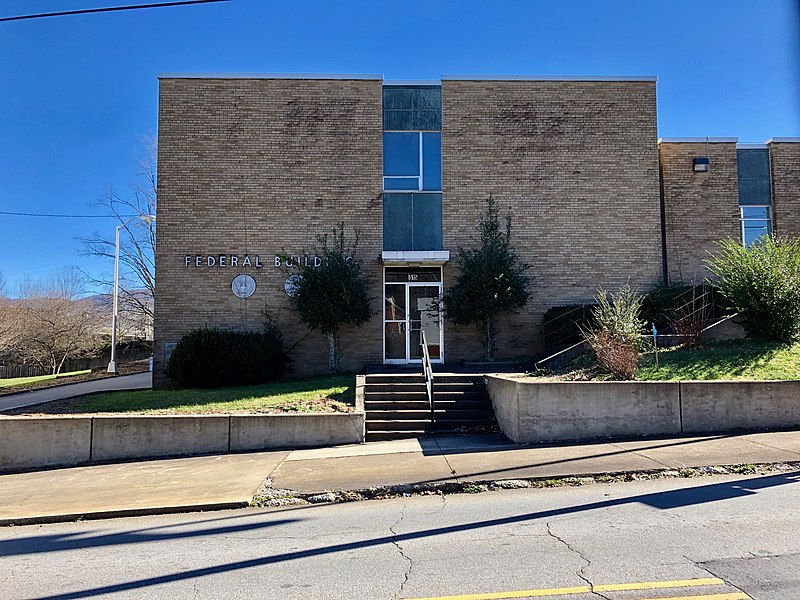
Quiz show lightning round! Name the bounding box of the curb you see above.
[253,460,800,507]
[0,500,250,527]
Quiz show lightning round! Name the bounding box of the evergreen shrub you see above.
[164,325,285,388]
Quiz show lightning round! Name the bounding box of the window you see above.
[740,206,771,246]
[383,132,441,191]
[383,193,443,251]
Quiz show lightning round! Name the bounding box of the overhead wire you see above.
[0,0,230,23]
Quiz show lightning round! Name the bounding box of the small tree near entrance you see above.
[289,224,374,375]
[444,196,531,361]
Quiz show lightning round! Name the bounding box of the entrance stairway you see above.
[364,373,496,441]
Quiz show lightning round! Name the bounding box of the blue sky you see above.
[1,0,798,293]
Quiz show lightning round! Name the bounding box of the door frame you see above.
[382,267,444,365]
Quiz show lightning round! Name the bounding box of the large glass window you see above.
[383,193,443,251]
[740,206,771,246]
[383,132,441,192]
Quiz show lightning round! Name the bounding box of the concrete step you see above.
[364,390,489,402]
[366,420,433,432]
[364,399,491,411]
[365,382,483,393]
[365,374,484,385]
[365,430,428,441]
[366,409,494,421]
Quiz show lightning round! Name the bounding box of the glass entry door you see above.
[384,268,443,363]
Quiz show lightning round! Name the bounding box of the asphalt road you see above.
[2,471,799,600]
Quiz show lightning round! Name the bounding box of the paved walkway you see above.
[2,430,799,525]
[0,372,152,412]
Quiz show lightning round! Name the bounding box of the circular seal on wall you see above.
[231,274,256,299]
[284,274,302,299]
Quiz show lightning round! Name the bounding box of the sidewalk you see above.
[0,372,152,412]
[1,430,799,525]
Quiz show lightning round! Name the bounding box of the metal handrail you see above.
[420,330,435,429]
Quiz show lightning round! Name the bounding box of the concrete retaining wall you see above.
[487,377,681,443]
[91,416,230,462]
[681,380,800,433]
[487,375,800,443]
[0,411,365,473]
[0,417,92,471]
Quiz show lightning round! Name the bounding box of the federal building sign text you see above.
[183,254,327,268]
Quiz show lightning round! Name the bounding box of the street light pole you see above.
[107,214,155,374]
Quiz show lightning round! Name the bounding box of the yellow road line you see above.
[647,593,749,600]
[595,577,726,592]
[407,577,729,600]
[408,586,590,600]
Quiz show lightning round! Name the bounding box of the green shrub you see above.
[165,325,285,388]
[583,285,647,379]
[706,237,800,342]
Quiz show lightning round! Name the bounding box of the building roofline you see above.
[383,80,441,86]
[157,72,384,80]
[766,137,800,143]
[441,74,657,82]
[658,137,738,143]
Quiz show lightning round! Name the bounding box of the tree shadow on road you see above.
[6,470,799,599]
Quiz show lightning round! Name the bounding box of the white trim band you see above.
[441,74,657,82]
[767,137,800,143]
[158,73,383,80]
[383,80,441,86]
[659,137,739,143]
[737,143,769,149]
[382,251,450,265]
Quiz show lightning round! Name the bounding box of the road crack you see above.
[389,501,413,600]
[546,522,610,600]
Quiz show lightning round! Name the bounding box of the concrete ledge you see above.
[0,411,365,472]
[682,380,800,433]
[488,375,800,443]
[487,376,681,443]
[231,413,365,451]
[91,416,230,462]
[0,417,91,471]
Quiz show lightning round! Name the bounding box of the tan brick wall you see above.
[769,142,800,239]
[441,80,663,361]
[659,141,740,284]
[154,77,383,386]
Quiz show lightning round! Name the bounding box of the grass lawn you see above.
[637,340,800,381]
[8,375,356,415]
[0,369,92,388]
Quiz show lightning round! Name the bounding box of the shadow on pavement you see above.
[11,470,800,599]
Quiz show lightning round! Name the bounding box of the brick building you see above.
[153,73,799,386]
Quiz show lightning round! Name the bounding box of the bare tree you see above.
[15,269,104,374]
[79,136,156,332]
[0,271,27,359]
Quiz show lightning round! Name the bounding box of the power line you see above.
[0,211,141,218]
[0,0,230,23]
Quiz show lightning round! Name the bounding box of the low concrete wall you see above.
[231,413,365,451]
[91,416,230,462]
[0,417,92,471]
[0,411,365,473]
[487,375,800,443]
[682,380,800,433]
[487,377,681,443]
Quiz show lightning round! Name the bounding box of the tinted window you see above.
[383,132,419,176]
[422,133,442,191]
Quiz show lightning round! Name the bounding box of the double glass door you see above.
[384,268,443,364]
